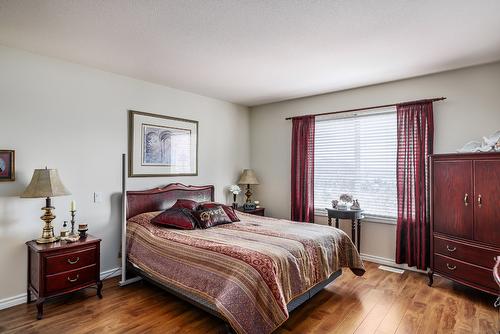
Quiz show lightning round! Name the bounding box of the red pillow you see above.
[199,202,240,222]
[193,206,232,229]
[151,208,197,230]
[171,199,199,211]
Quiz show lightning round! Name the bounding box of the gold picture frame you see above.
[128,110,198,177]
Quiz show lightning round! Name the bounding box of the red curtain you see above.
[395,102,434,270]
[291,115,315,223]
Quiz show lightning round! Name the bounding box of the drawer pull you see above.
[67,257,80,265]
[446,263,456,271]
[67,274,79,283]
[463,193,469,206]
[446,245,456,252]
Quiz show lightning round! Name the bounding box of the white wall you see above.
[250,62,500,262]
[0,45,250,301]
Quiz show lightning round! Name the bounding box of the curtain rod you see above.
[285,97,446,120]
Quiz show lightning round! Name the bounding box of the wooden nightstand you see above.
[26,235,102,319]
[236,207,265,216]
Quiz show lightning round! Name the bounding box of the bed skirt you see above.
[126,260,342,329]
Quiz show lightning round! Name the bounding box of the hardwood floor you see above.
[0,261,498,333]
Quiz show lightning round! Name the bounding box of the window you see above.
[314,108,397,221]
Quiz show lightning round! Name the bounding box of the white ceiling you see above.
[1,1,500,106]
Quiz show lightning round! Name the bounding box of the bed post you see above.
[119,153,142,286]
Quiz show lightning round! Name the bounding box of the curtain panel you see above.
[395,102,434,270]
[291,115,315,223]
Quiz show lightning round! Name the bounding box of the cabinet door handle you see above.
[446,263,456,271]
[477,194,482,208]
[67,257,80,265]
[67,274,79,283]
[446,245,456,252]
[463,193,469,206]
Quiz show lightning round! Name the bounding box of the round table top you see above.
[325,207,364,219]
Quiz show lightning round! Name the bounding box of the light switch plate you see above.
[93,192,103,203]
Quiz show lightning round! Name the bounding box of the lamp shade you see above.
[21,168,71,198]
[238,169,259,185]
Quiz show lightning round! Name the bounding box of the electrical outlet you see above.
[93,192,103,203]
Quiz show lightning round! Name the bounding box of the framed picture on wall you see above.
[128,110,198,177]
[0,150,15,181]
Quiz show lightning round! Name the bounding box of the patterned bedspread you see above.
[127,211,365,334]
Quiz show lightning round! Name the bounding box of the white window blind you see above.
[314,109,397,220]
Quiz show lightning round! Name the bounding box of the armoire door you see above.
[473,159,500,245]
[432,160,473,239]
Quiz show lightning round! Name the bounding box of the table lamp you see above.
[21,168,71,244]
[238,169,259,203]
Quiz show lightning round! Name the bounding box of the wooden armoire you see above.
[429,152,500,295]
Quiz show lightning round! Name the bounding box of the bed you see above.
[123,183,365,334]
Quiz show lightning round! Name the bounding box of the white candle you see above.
[70,200,76,211]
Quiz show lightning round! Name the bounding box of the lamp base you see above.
[245,185,253,203]
[36,236,60,244]
[35,197,59,244]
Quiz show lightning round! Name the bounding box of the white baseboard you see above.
[360,253,427,274]
[0,267,121,311]
[0,293,27,311]
[100,267,122,280]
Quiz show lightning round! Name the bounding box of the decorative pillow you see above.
[151,208,197,230]
[171,199,199,211]
[193,206,232,229]
[199,202,240,222]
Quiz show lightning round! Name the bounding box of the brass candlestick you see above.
[69,210,77,236]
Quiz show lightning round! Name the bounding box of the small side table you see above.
[26,235,102,319]
[236,207,265,216]
[325,208,364,253]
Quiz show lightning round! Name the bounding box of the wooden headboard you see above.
[126,183,214,219]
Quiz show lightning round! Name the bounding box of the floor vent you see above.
[378,265,405,274]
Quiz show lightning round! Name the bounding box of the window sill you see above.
[314,210,397,225]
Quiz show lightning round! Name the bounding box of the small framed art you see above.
[0,150,15,181]
[128,110,198,177]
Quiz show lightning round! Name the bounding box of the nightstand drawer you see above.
[45,264,97,294]
[45,246,97,275]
